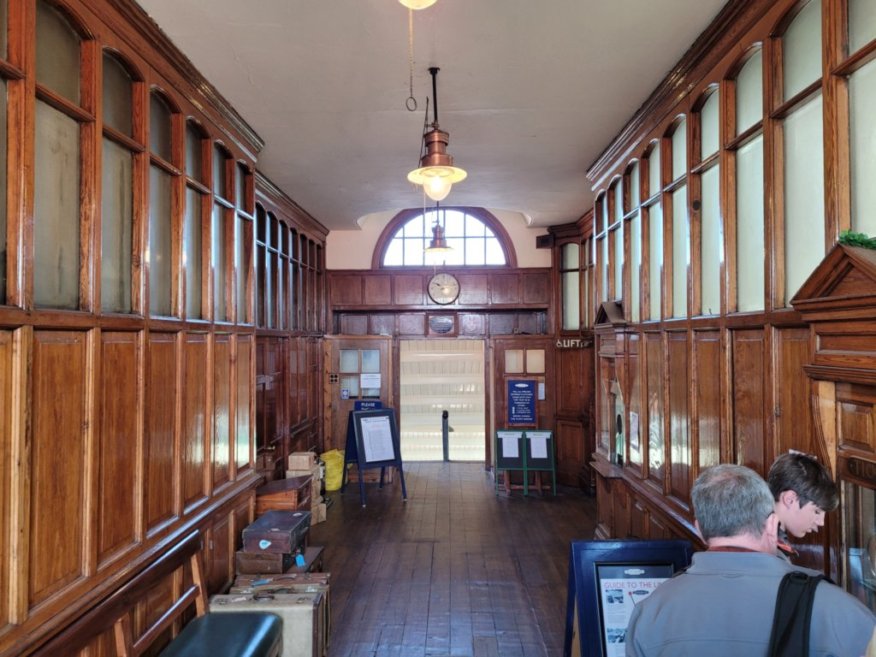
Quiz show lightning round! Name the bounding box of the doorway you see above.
[399,339,486,461]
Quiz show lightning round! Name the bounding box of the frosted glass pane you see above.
[562,271,580,330]
[184,188,202,319]
[340,376,359,397]
[672,186,688,318]
[150,94,172,161]
[850,0,876,53]
[36,0,80,103]
[213,145,227,199]
[784,93,824,303]
[0,1,7,58]
[614,181,623,220]
[339,350,358,373]
[465,238,486,265]
[736,136,765,312]
[526,349,545,374]
[613,224,623,300]
[672,118,687,180]
[102,54,132,136]
[649,203,663,321]
[149,166,172,316]
[701,92,720,159]
[736,50,763,134]
[600,237,608,302]
[213,205,227,321]
[850,58,876,236]
[648,149,661,197]
[601,197,609,232]
[236,163,246,210]
[34,101,80,309]
[561,243,579,269]
[185,123,203,181]
[236,216,250,322]
[783,0,822,100]
[0,77,7,300]
[700,166,721,316]
[505,349,524,374]
[631,210,641,323]
[101,139,133,313]
[630,162,640,206]
[362,349,380,373]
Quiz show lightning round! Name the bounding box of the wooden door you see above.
[324,336,393,451]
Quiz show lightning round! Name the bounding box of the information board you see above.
[495,430,525,469]
[341,408,408,506]
[507,379,536,425]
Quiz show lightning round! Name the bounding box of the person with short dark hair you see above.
[625,464,874,657]
[768,452,838,560]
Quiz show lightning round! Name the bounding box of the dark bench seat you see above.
[32,530,281,657]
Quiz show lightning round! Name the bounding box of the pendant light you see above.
[398,0,437,8]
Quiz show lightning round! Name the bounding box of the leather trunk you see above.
[242,509,311,554]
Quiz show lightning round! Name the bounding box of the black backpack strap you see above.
[767,571,825,657]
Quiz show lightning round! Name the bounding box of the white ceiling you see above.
[137,0,727,231]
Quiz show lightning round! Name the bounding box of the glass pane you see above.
[213,145,227,199]
[465,238,486,265]
[236,216,250,322]
[150,93,172,161]
[0,78,7,300]
[613,181,623,221]
[613,223,623,300]
[339,350,358,373]
[464,213,485,237]
[562,243,579,270]
[700,165,721,316]
[102,53,132,136]
[184,188,202,319]
[784,93,825,303]
[736,50,763,135]
[340,375,359,398]
[631,211,641,323]
[525,349,545,375]
[101,138,133,313]
[672,186,688,318]
[600,237,608,302]
[36,0,80,103]
[672,118,687,180]
[236,163,246,210]
[701,91,720,159]
[443,210,464,236]
[850,0,876,53]
[630,162,640,206]
[384,239,403,266]
[0,0,8,58]
[505,349,524,374]
[783,0,822,100]
[736,135,765,312]
[213,205,226,321]
[149,166,172,316]
[185,123,203,181]
[602,196,609,233]
[562,271,580,331]
[404,238,425,267]
[649,203,663,321]
[850,58,876,236]
[485,238,505,265]
[361,350,380,373]
[648,147,661,198]
[406,214,426,238]
[34,101,80,309]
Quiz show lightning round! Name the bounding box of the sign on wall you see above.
[507,379,536,426]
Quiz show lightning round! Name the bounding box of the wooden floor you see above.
[309,462,597,657]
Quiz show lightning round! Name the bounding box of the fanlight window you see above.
[382,208,508,267]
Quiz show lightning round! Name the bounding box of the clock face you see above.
[428,273,460,305]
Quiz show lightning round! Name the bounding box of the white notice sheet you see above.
[497,431,522,458]
[527,431,551,459]
[360,415,395,462]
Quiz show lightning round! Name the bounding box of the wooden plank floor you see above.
[309,462,597,657]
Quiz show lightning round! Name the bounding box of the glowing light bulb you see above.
[424,176,452,201]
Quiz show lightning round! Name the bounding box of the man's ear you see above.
[779,490,799,509]
[765,511,780,541]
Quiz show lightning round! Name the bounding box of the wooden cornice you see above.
[256,170,329,240]
[587,0,767,189]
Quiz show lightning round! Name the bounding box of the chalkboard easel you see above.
[340,408,408,507]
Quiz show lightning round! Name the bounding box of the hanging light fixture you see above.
[408,67,467,202]
[398,0,437,8]
[425,203,453,262]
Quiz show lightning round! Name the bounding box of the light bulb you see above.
[424,176,452,202]
[398,0,438,9]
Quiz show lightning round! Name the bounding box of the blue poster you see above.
[507,379,536,425]
[355,400,383,411]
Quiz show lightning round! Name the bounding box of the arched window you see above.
[377,207,514,268]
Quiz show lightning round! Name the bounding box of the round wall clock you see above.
[427,272,460,305]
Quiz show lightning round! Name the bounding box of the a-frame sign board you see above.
[340,408,407,507]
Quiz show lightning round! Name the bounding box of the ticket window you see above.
[842,477,876,611]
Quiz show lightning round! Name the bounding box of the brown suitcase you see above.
[228,582,332,649]
[235,549,293,574]
[256,475,313,515]
[242,509,311,554]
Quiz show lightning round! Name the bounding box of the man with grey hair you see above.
[625,464,874,656]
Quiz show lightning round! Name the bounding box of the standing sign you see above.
[507,379,536,426]
[341,408,408,507]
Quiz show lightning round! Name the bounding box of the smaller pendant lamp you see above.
[398,0,437,8]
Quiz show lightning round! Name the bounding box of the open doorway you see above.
[399,339,486,461]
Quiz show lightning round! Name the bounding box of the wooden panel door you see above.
[324,336,393,452]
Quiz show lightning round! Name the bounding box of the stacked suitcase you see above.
[236,510,311,574]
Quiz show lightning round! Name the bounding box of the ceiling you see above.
[137,0,728,232]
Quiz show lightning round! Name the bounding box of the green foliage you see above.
[839,230,876,250]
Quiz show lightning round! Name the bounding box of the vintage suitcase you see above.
[242,509,311,554]
[235,549,294,574]
[228,582,331,649]
[256,475,313,515]
[210,591,326,657]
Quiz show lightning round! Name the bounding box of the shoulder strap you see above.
[767,571,825,657]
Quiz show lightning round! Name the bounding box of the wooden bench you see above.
[32,530,282,657]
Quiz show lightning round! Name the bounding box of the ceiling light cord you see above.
[406,8,417,111]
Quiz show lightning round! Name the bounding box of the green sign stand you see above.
[494,429,555,495]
